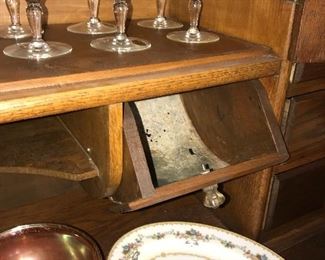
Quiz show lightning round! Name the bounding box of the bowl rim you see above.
[0,223,103,260]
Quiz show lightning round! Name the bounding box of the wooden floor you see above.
[0,183,323,259]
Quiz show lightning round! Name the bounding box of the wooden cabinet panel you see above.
[286,90,325,150]
[267,158,325,229]
[292,63,325,84]
[275,90,325,172]
[291,0,325,63]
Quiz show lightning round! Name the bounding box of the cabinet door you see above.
[291,0,325,63]
[275,90,325,173]
[267,158,325,229]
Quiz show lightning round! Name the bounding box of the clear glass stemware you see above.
[67,0,116,35]
[0,0,31,39]
[3,1,72,60]
[137,0,183,29]
[167,0,219,43]
[91,0,151,53]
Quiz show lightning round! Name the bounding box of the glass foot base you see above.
[0,26,31,39]
[137,19,183,30]
[91,36,151,53]
[167,30,220,44]
[3,41,72,60]
[67,21,116,35]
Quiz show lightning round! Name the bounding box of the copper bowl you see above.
[0,223,103,260]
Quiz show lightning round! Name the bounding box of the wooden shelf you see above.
[0,22,280,124]
[0,116,99,181]
[0,186,227,257]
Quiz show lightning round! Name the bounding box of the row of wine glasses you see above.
[1,0,220,60]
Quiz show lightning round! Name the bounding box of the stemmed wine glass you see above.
[91,0,151,53]
[67,0,116,35]
[3,0,72,60]
[167,0,219,43]
[0,0,31,39]
[137,0,183,29]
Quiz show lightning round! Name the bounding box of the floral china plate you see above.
[107,222,283,260]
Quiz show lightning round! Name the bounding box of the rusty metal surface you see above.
[134,94,228,186]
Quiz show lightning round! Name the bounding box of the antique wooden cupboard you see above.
[0,0,324,254]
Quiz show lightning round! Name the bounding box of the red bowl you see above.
[0,223,103,260]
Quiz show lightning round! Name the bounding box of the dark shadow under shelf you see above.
[0,116,99,181]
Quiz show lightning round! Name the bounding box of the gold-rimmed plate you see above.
[108,221,283,260]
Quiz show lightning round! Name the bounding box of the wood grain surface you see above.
[0,187,226,257]
[287,78,325,97]
[275,90,325,173]
[167,0,296,58]
[182,81,276,164]
[266,159,325,229]
[59,104,123,197]
[262,210,325,252]
[112,83,288,212]
[290,0,325,63]
[0,116,98,181]
[0,23,280,124]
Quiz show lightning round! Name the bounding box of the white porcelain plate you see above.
[107,222,283,260]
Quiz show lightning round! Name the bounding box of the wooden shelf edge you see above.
[0,116,99,181]
[287,78,325,97]
[273,144,325,173]
[0,56,280,124]
[116,153,288,212]
[0,167,98,181]
[261,210,325,252]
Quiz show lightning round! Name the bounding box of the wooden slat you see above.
[0,116,98,181]
[114,103,155,201]
[287,78,325,97]
[107,103,123,195]
[261,210,325,252]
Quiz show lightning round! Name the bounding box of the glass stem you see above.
[26,1,49,52]
[156,0,166,18]
[113,0,129,44]
[6,0,21,27]
[186,0,201,38]
[88,0,100,24]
